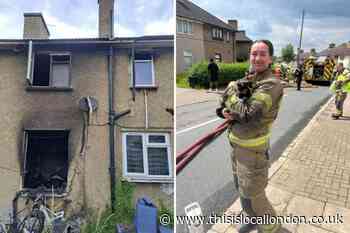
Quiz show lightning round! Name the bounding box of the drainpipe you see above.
[108,46,117,212]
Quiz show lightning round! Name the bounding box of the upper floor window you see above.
[133,53,155,88]
[28,52,71,88]
[212,27,223,40]
[177,19,193,34]
[226,31,230,42]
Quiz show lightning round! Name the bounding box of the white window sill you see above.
[122,176,173,183]
[129,85,158,90]
[26,86,73,92]
[177,32,193,35]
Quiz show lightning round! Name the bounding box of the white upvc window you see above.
[183,50,193,69]
[122,132,172,182]
[177,19,193,34]
[212,27,223,40]
[134,53,155,87]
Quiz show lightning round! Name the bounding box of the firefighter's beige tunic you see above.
[220,69,283,233]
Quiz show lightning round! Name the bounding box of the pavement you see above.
[206,94,350,233]
[176,88,221,107]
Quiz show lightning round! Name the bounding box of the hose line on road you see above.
[176,120,230,174]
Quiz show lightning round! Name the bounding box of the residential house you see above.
[0,0,174,221]
[176,0,252,73]
[318,42,350,68]
[235,30,253,62]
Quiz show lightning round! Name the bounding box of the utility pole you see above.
[296,9,305,66]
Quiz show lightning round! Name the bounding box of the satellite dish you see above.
[79,96,98,112]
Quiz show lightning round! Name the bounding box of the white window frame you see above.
[134,55,156,88]
[122,132,172,183]
[177,19,192,35]
[29,51,72,87]
[183,50,193,69]
[226,31,230,41]
[177,20,183,33]
[212,27,223,40]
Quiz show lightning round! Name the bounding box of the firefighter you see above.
[217,40,283,233]
[331,63,350,119]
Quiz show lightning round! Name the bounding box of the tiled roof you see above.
[176,0,233,30]
[318,46,350,57]
[235,31,252,42]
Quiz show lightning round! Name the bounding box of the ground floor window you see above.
[183,50,193,70]
[23,130,69,193]
[122,132,172,182]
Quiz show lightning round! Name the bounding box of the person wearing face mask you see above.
[217,40,284,233]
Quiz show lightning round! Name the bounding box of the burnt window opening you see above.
[31,53,71,87]
[23,130,69,194]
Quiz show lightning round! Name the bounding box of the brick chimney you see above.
[23,13,50,39]
[98,0,114,39]
[310,48,317,55]
[228,19,238,31]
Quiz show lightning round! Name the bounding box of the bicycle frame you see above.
[39,205,64,225]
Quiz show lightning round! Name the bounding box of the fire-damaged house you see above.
[0,0,174,220]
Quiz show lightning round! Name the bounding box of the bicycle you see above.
[12,188,79,233]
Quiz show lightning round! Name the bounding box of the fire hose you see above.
[176,120,230,174]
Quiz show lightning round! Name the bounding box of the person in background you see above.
[294,64,303,91]
[331,62,350,119]
[208,58,219,92]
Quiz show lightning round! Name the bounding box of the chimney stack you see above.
[23,13,50,39]
[228,19,238,31]
[310,48,317,56]
[98,0,114,39]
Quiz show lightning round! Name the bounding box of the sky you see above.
[190,0,350,56]
[0,0,174,39]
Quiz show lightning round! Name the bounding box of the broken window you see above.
[30,52,71,87]
[23,130,69,193]
[133,53,155,87]
[122,133,172,182]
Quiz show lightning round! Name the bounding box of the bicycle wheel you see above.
[20,209,45,233]
[0,223,7,233]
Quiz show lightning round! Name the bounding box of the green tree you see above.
[281,43,295,63]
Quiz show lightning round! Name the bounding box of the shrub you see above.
[82,180,135,233]
[187,61,249,88]
[158,199,174,229]
[176,71,190,88]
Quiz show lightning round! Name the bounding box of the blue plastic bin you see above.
[134,197,158,233]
